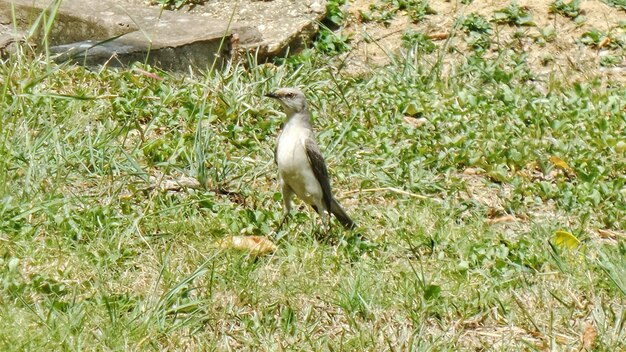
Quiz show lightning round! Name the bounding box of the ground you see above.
[341,0,626,81]
[132,0,625,80]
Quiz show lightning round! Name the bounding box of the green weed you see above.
[401,31,436,53]
[604,0,626,10]
[579,28,625,49]
[360,0,435,26]
[314,25,352,55]
[461,13,493,51]
[326,0,347,27]
[492,1,535,26]
[549,0,583,19]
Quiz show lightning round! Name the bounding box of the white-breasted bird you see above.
[265,87,355,230]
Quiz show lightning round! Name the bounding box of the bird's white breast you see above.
[276,122,323,205]
[276,124,308,172]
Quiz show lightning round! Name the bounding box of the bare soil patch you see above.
[342,0,626,82]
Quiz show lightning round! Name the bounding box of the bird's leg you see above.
[313,205,331,238]
[312,209,335,243]
[321,210,331,236]
[326,209,332,234]
[308,212,318,238]
[277,184,294,231]
[277,213,290,231]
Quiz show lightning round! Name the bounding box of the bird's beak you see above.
[264,92,278,99]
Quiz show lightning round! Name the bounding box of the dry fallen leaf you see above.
[597,229,626,240]
[428,32,449,40]
[219,236,277,255]
[403,115,427,128]
[597,36,611,49]
[463,168,480,175]
[486,214,517,224]
[582,322,597,350]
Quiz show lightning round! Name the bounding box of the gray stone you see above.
[0,0,326,71]
[183,0,327,57]
[0,23,26,56]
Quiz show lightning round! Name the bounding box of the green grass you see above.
[1,21,626,351]
[360,0,435,25]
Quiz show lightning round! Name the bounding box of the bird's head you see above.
[265,87,308,115]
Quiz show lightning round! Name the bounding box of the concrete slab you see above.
[0,0,326,71]
[181,0,327,57]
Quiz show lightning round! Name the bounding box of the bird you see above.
[265,87,355,230]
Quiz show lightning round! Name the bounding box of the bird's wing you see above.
[304,136,332,212]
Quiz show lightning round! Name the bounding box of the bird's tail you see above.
[330,198,356,230]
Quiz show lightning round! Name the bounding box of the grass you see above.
[1,6,626,352]
[360,0,435,25]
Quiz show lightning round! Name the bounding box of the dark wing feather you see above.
[304,137,332,213]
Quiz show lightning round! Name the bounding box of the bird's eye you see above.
[286,93,294,98]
